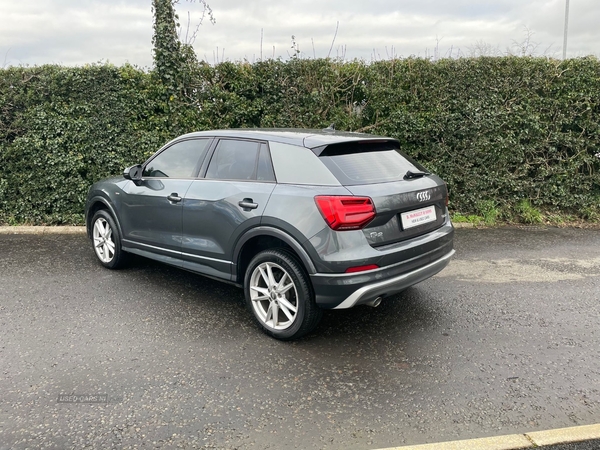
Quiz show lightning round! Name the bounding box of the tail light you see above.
[314,196,376,231]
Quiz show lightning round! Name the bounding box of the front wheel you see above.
[91,210,127,269]
[244,249,322,340]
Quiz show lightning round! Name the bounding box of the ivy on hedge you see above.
[0,57,599,224]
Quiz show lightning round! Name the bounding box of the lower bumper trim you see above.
[332,249,455,309]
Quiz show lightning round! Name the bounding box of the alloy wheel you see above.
[249,262,298,330]
[93,217,115,263]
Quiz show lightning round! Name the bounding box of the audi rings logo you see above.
[416,191,431,202]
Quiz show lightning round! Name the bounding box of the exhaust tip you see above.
[366,297,382,308]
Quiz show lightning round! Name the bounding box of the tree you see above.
[152,0,183,90]
[152,0,214,95]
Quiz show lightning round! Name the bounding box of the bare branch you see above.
[510,26,540,56]
[176,0,215,46]
[2,48,11,68]
[327,21,339,59]
[467,40,502,57]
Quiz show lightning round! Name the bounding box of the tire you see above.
[244,249,322,340]
[90,210,127,269]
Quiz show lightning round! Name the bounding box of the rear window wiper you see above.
[404,170,430,180]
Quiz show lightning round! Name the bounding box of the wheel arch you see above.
[86,196,122,239]
[233,227,317,284]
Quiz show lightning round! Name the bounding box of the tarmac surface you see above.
[1,227,599,449]
[541,441,600,450]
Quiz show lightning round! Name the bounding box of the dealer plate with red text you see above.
[400,206,437,230]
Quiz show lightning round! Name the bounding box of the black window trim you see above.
[256,142,277,183]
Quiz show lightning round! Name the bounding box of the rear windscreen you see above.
[319,145,424,185]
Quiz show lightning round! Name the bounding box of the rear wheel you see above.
[91,210,126,269]
[244,249,322,340]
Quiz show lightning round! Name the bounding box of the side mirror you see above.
[123,165,143,181]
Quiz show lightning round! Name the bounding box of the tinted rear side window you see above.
[320,149,422,185]
[206,139,260,180]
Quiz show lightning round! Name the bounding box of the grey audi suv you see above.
[85,128,455,340]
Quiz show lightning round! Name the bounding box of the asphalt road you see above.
[0,227,599,449]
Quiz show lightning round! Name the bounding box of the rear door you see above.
[181,139,276,280]
[120,138,211,265]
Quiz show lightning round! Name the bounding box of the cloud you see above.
[0,0,152,66]
[0,0,597,67]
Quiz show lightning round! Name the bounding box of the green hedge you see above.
[1,57,599,224]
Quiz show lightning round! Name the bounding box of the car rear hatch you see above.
[316,140,449,248]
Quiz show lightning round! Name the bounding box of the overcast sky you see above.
[0,0,598,68]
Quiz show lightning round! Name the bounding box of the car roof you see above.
[178,128,397,150]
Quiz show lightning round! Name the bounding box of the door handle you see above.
[238,198,258,210]
[167,193,182,203]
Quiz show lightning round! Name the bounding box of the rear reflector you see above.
[314,196,376,231]
[345,264,379,273]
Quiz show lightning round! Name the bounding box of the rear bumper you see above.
[310,243,455,309]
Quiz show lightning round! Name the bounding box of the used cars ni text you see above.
[85,128,455,340]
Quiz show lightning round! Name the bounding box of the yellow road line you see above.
[376,423,600,450]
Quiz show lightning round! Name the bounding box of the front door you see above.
[119,138,212,266]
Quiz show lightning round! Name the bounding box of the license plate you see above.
[401,206,437,230]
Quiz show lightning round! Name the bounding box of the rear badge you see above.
[416,191,431,202]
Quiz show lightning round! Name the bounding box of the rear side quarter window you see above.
[269,142,340,186]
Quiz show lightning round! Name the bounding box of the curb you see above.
[375,424,600,450]
[451,222,474,228]
[0,226,86,235]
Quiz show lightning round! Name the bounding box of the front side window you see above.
[205,140,262,181]
[143,139,210,178]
